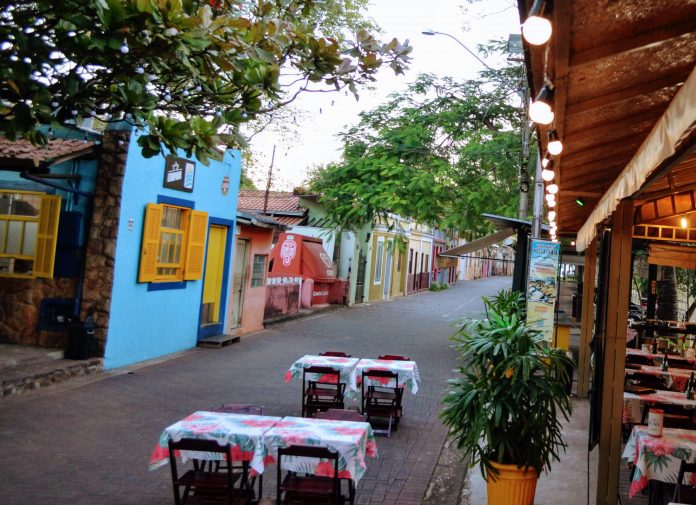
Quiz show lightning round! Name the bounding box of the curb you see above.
[263,304,347,327]
[423,437,470,505]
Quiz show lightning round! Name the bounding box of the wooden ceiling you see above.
[519,0,696,234]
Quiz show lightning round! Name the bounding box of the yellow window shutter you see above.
[34,195,61,278]
[183,210,208,280]
[139,203,163,283]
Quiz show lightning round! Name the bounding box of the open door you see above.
[199,224,229,338]
[230,238,250,329]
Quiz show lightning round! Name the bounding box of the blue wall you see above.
[104,130,241,369]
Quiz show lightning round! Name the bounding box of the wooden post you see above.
[596,199,633,505]
[577,238,597,398]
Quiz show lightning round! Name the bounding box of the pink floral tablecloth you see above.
[263,416,377,483]
[622,425,696,497]
[285,355,360,393]
[623,389,696,424]
[354,359,420,394]
[627,348,696,366]
[148,411,282,474]
[625,365,692,392]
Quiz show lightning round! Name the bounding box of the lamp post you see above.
[421,30,494,71]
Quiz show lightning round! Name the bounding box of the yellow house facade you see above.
[367,219,408,302]
[406,221,434,293]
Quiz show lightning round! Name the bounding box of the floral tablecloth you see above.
[622,425,696,497]
[263,416,377,483]
[285,355,360,393]
[627,348,696,366]
[354,359,420,394]
[623,389,696,424]
[626,365,692,392]
[148,411,282,474]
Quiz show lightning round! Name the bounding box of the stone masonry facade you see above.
[79,129,129,357]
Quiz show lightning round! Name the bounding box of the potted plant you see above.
[440,289,573,505]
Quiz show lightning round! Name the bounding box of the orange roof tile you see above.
[0,137,96,169]
[237,190,302,213]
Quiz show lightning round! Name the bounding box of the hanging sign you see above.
[526,239,561,343]
[163,156,195,193]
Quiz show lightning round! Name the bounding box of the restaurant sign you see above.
[163,156,195,193]
[526,239,561,343]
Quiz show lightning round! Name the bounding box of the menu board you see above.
[526,239,561,343]
[163,156,195,193]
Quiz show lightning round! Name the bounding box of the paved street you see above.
[0,276,510,505]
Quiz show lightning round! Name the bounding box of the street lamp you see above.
[421,30,494,71]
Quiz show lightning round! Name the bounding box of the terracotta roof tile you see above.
[0,137,96,168]
[237,190,302,213]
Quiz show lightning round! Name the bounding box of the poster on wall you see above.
[163,156,196,193]
[526,239,561,343]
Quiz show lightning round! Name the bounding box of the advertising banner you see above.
[526,239,561,343]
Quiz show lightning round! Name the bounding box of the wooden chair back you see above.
[315,409,366,422]
[277,445,340,504]
[214,404,264,416]
[673,459,696,503]
[319,351,352,357]
[377,354,410,361]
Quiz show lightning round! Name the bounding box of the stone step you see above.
[197,334,241,348]
[0,344,64,369]
[1,358,103,398]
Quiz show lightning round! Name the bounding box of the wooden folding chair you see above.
[319,351,352,357]
[377,354,410,361]
[361,369,400,437]
[302,366,345,418]
[276,445,340,505]
[673,459,696,504]
[168,438,249,505]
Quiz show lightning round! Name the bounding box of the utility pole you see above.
[531,151,544,238]
[263,144,276,214]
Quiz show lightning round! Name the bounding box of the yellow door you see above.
[201,225,227,324]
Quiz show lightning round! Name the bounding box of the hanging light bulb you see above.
[548,199,556,208]
[571,240,576,246]
[548,130,563,155]
[541,166,555,182]
[546,183,558,194]
[548,210,556,221]
[545,193,555,203]
[521,0,552,46]
[529,85,554,125]
[681,217,688,229]
[541,152,551,168]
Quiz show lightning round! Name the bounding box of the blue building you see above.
[0,125,241,370]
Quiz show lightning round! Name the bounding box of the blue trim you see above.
[148,281,187,291]
[157,194,195,209]
[197,218,235,339]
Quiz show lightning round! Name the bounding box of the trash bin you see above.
[66,316,95,360]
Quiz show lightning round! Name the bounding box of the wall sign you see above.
[163,156,195,193]
[526,239,561,343]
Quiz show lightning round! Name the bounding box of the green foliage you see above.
[307,49,527,236]
[441,289,573,478]
[0,0,411,162]
[429,281,449,291]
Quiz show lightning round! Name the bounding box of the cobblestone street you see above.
[0,276,510,505]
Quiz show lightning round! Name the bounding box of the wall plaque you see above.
[163,156,195,193]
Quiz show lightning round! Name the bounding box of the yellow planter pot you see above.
[486,461,538,505]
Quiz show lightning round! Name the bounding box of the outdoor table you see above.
[625,365,692,392]
[354,358,421,394]
[148,411,282,475]
[623,389,696,424]
[627,348,696,367]
[263,416,377,483]
[622,425,696,497]
[285,355,361,394]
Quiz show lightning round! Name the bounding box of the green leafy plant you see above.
[441,289,572,478]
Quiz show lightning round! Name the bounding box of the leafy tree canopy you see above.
[0,0,411,163]
[307,46,528,238]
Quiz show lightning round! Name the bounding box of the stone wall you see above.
[79,129,129,357]
[0,277,78,347]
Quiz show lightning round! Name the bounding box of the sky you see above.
[246,0,522,190]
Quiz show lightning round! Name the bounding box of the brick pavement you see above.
[0,276,510,505]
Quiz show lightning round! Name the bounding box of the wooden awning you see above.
[518,0,696,249]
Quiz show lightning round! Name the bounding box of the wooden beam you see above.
[635,189,696,224]
[638,180,696,203]
[560,190,603,198]
[633,224,696,244]
[577,238,597,398]
[563,109,662,146]
[566,68,692,116]
[570,20,696,67]
[596,199,633,505]
[551,0,572,188]
[561,139,644,168]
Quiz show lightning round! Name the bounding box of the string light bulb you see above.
[545,193,555,203]
[548,199,556,208]
[546,183,558,194]
[548,211,556,221]
[681,217,688,229]
[522,0,552,46]
[541,152,551,168]
[548,130,563,155]
[541,166,555,182]
[529,85,554,125]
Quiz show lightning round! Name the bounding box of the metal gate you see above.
[354,253,367,303]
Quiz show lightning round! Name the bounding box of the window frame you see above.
[374,237,384,285]
[250,254,267,288]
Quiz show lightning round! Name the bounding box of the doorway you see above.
[230,238,250,329]
[383,241,393,298]
[199,224,229,337]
